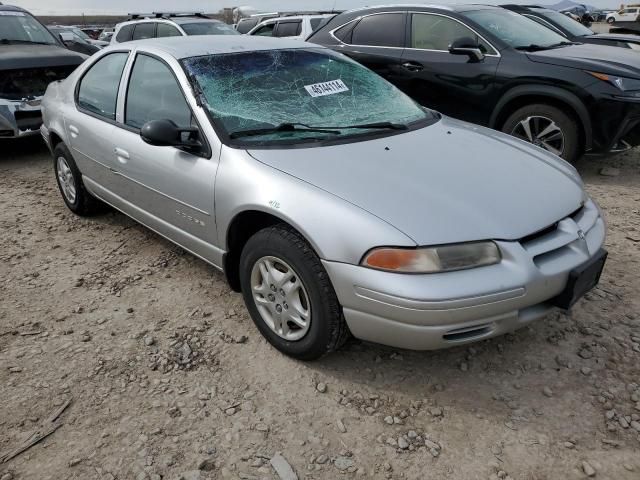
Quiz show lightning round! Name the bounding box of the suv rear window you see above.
[116,24,134,42]
[236,18,258,34]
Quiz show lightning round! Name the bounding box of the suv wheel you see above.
[239,225,349,360]
[501,103,580,163]
[54,143,102,216]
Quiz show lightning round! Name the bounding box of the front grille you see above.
[0,66,76,100]
[520,201,599,267]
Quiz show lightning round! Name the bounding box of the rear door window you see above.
[115,24,134,42]
[275,21,302,37]
[77,52,129,120]
[350,13,405,47]
[132,23,155,40]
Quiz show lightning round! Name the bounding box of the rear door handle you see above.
[68,124,79,138]
[401,61,424,72]
[114,147,129,164]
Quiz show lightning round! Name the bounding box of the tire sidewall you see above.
[53,143,82,212]
[501,104,580,163]
[239,228,339,360]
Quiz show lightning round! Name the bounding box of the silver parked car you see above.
[41,36,607,360]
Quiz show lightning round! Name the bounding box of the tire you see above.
[239,225,349,360]
[607,17,615,24]
[53,143,102,216]
[500,103,581,163]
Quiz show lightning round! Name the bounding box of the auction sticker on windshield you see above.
[304,80,349,98]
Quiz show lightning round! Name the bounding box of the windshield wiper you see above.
[515,41,575,52]
[0,39,52,45]
[229,123,341,139]
[318,121,409,131]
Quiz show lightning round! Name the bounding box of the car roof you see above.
[259,13,335,22]
[120,35,318,58]
[117,17,223,27]
[0,4,29,12]
[338,3,502,13]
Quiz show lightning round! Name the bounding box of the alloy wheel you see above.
[56,156,77,203]
[511,115,565,156]
[250,256,311,341]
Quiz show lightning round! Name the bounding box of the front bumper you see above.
[588,93,640,154]
[0,97,43,139]
[324,199,606,350]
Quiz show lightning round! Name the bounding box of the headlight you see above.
[361,241,501,273]
[586,71,640,92]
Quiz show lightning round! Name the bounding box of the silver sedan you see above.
[41,36,607,360]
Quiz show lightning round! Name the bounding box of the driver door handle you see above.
[402,61,424,72]
[114,147,129,164]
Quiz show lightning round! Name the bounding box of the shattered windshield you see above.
[0,10,59,45]
[182,48,432,146]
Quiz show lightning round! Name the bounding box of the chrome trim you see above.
[328,10,500,58]
[111,169,211,216]
[354,285,526,310]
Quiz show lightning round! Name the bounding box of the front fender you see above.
[215,146,416,264]
[489,84,593,150]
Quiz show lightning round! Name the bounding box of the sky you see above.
[12,0,623,16]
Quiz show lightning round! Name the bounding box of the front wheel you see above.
[53,143,102,216]
[239,225,349,360]
[607,17,615,24]
[501,103,581,163]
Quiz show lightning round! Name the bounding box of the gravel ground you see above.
[1,138,639,480]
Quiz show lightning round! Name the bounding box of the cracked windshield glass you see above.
[182,48,431,145]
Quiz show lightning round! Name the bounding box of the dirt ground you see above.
[1,138,639,480]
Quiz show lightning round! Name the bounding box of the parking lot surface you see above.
[1,139,639,479]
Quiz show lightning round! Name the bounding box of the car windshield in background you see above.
[180,22,239,36]
[466,9,570,49]
[0,10,58,45]
[182,48,431,146]
[536,9,594,36]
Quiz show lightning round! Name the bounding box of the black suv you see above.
[0,4,86,138]
[308,5,640,162]
[502,4,640,50]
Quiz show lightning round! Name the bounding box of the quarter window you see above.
[77,52,128,120]
[115,24,134,42]
[132,23,155,40]
[350,13,405,47]
[125,54,191,129]
[411,13,494,54]
[157,23,182,37]
[276,21,302,37]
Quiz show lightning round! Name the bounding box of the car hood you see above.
[248,116,585,246]
[0,44,86,70]
[526,43,640,78]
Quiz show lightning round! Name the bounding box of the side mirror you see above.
[141,119,203,153]
[449,37,485,63]
[59,32,75,44]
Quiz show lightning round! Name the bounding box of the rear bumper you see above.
[323,200,606,350]
[0,97,43,139]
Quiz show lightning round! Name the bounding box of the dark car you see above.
[0,4,86,138]
[502,4,640,50]
[48,26,100,55]
[308,4,640,162]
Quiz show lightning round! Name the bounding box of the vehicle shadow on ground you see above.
[1,137,49,163]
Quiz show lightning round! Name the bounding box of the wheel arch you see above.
[489,85,592,151]
[222,209,319,292]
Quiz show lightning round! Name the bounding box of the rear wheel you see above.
[501,103,580,163]
[239,225,349,360]
[53,143,102,216]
